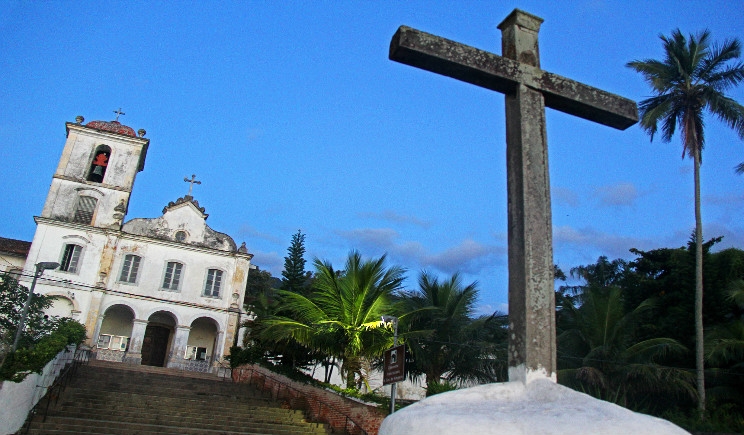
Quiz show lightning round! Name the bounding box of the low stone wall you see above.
[233,364,386,435]
[0,345,76,435]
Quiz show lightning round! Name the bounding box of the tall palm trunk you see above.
[693,147,705,418]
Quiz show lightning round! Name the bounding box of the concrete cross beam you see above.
[389,25,637,130]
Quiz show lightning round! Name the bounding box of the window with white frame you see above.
[59,244,82,273]
[72,196,97,225]
[162,261,183,290]
[97,334,129,351]
[118,254,142,284]
[203,268,223,297]
[184,346,208,361]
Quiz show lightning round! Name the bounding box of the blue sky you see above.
[1,1,742,315]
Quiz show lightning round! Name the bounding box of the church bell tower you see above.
[40,113,150,229]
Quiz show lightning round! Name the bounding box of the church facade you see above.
[21,115,252,371]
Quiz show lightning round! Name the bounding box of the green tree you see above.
[399,272,503,393]
[260,251,405,389]
[0,273,87,382]
[557,259,694,411]
[244,268,278,306]
[282,230,310,295]
[0,273,55,355]
[627,30,744,415]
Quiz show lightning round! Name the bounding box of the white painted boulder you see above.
[379,379,689,435]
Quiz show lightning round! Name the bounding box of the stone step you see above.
[32,414,329,435]
[53,397,311,422]
[68,382,270,399]
[51,407,320,428]
[57,389,282,413]
[24,361,331,435]
[27,416,328,435]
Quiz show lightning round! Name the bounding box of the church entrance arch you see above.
[185,317,219,364]
[141,311,176,367]
[97,304,135,362]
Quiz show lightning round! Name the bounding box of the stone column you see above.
[92,314,105,348]
[167,325,191,369]
[499,10,556,384]
[84,289,105,347]
[124,319,148,365]
[214,330,225,362]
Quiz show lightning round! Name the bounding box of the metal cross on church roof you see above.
[113,108,125,121]
[389,9,638,384]
[184,174,201,197]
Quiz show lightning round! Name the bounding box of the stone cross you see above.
[184,174,201,197]
[113,108,125,121]
[389,9,637,384]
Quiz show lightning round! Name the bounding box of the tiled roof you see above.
[0,236,31,256]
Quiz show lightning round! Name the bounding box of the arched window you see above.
[72,196,97,224]
[203,269,223,297]
[87,145,111,183]
[118,254,142,284]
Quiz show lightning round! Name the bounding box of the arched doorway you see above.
[97,304,135,362]
[186,317,219,363]
[141,311,176,367]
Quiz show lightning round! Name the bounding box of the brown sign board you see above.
[383,344,406,385]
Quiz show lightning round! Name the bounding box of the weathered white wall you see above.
[0,252,26,274]
[0,346,76,435]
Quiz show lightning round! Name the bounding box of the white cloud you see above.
[336,228,506,276]
[238,225,284,245]
[553,225,652,261]
[358,210,432,228]
[248,250,284,276]
[594,182,639,207]
[552,186,580,207]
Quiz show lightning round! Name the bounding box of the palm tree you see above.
[259,251,405,389]
[399,272,503,393]
[627,29,744,416]
[557,276,694,411]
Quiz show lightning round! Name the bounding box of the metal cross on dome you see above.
[184,174,201,197]
[113,108,125,122]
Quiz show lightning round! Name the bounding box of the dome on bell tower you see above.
[85,119,137,137]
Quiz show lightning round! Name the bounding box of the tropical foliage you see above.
[259,251,405,389]
[0,273,87,382]
[235,230,744,431]
[557,258,694,411]
[399,272,506,393]
[627,28,744,416]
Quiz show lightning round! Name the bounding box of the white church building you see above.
[20,114,252,372]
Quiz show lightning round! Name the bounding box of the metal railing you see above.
[234,366,369,435]
[19,346,91,434]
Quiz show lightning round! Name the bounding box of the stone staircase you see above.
[23,360,331,435]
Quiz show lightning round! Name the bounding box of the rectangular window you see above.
[60,244,82,273]
[184,346,208,361]
[162,262,183,290]
[97,334,129,351]
[73,196,97,224]
[118,254,141,283]
[96,334,111,349]
[203,269,223,297]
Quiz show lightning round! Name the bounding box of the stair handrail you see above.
[235,365,370,435]
[19,346,91,435]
